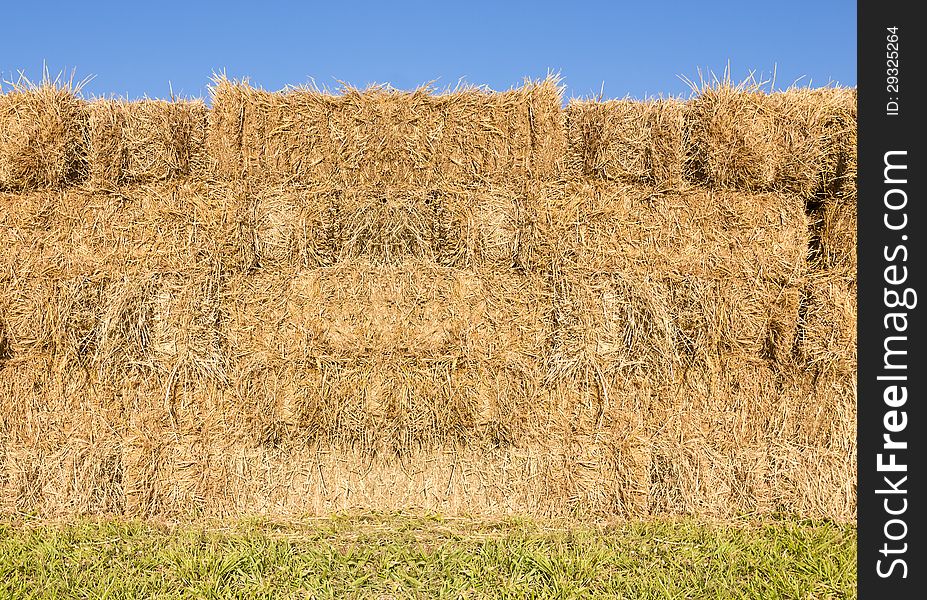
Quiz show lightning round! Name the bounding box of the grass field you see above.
[0,514,855,599]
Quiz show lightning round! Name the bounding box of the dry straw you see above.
[0,74,857,521]
[0,73,88,190]
[534,181,808,371]
[566,98,687,189]
[683,72,856,199]
[206,75,566,187]
[86,99,208,186]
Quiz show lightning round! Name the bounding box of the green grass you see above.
[0,514,855,599]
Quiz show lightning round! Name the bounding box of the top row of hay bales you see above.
[0,77,855,198]
[566,86,856,198]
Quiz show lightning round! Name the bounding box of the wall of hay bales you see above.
[0,78,856,521]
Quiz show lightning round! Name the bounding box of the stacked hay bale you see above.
[85,99,208,186]
[561,82,856,518]
[0,81,87,190]
[0,77,856,521]
[565,98,687,189]
[206,76,565,187]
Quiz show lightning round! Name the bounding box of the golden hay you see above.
[0,83,87,190]
[208,181,539,271]
[566,98,686,188]
[535,182,808,368]
[818,197,856,275]
[86,99,207,185]
[686,83,857,198]
[0,358,854,521]
[685,84,779,191]
[0,77,858,522]
[768,87,857,199]
[798,273,856,377]
[221,261,547,452]
[207,76,565,187]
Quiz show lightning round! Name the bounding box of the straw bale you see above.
[766,371,856,520]
[222,261,548,452]
[0,274,108,361]
[526,77,567,180]
[207,76,564,186]
[0,83,87,191]
[687,84,858,197]
[536,182,807,366]
[642,361,855,520]
[818,197,856,274]
[767,87,858,199]
[799,273,856,376]
[811,87,857,200]
[78,266,229,384]
[86,99,207,185]
[834,89,858,200]
[0,182,255,278]
[0,183,231,381]
[686,85,780,190]
[545,265,677,385]
[0,358,856,521]
[214,181,540,271]
[535,182,807,276]
[0,359,126,514]
[566,98,686,188]
[111,441,650,519]
[0,268,225,383]
[0,79,859,522]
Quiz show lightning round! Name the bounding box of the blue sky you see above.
[1,1,855,100]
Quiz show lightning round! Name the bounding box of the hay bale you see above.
[207,76,564,186]
[86,99,207,185]
[566,98,686,188]
[643,360,856,520]
[0,78,859,522]
[666,274,802,368]
[536,182,808,366]
[327,185,536,269]
[545,265,678,385]
[206,79,334,182]
[767,371,856,521]
[686,84,780,190]
[221,261,547,452]
[0,275,109,362]
[0,358,128,516]
[566,99,648,181]
[768,87,858,199]
[218,182,539,271]
[687,83,858,197]
[536,182,808,276]
[0,268,224,384]
[806,87,857,200]
[526,76,567,180]
[0,181,253,278]
[144,269,226,382]
[0,83,86,190]
[819,197,856,274]
[0,182,231,380]
[834,89,858,201]
[799,273,856,376]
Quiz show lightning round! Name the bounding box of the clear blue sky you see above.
[1,1,855,101]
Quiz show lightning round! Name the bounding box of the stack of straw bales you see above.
[86,99,208,186]
[0,76,856,521]
[206,76,565,187]
[566,99,687,188]
[0,83,86,190]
